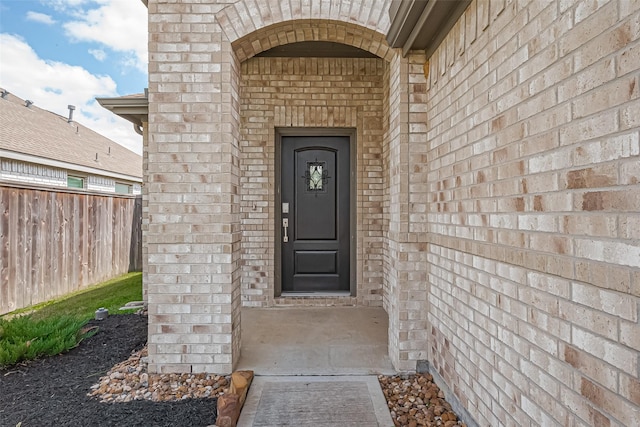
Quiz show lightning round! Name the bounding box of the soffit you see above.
[256,41,379,58]
[386,0,471,57]
[96,93,148,128]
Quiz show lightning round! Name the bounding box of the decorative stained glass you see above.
[309,163,323,190]
[304,161,329,193]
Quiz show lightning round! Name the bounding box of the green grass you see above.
[0,272,142,368]
[29,272,143,320]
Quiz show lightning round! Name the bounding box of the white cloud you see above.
[45,0,91,13]
[0,33,142,154]
[88,48,106,61]
[63,0,148,73]
[26,11,57,25]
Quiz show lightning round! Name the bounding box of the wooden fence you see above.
[0,185,142,315]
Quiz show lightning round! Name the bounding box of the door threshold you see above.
[280,291,352,297]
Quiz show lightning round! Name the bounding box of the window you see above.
[115,183,131,194]
[67,176,84,189]
[305,161,328,192]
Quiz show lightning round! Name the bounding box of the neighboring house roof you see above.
[0,88,142,182]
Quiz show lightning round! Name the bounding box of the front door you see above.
[281,136,350,292]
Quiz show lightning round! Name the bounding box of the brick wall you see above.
[381,48,434,371]
[145,0,397,374]
[423,0,640,425]
[146,0,241,374]
[239,56,386,307]
[147,2,639,418]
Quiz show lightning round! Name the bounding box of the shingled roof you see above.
[0,88,142,181]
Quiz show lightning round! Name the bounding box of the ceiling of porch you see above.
[256,41,378,58]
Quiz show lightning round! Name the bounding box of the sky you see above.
[0,0,148,154]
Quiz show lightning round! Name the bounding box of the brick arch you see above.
[230,19,394,62]
[215,0,392,41]
[214,0,395,62]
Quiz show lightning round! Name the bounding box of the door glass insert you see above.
[305,161,328,192]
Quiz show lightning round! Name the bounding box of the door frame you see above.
[274,127,357,297]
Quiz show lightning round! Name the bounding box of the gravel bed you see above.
[379,374,466,427]
[1,313,466,427]
[88,346,229,403]
[90,345,467,427]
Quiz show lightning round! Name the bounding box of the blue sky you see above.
[0,0,148,154]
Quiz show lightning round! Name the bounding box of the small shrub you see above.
[0,315,97,367]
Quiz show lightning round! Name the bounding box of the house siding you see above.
[0,158,142,195]
[0,158,67,188]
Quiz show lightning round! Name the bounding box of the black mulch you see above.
[0,314,218,427]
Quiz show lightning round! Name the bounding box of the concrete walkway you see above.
[235,307,396,426]
[236,307,395,375]
[237,376,394,427]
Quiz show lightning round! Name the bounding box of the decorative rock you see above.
[110,372,125,380]
[378,373,463,427]
[90,346,464,427]
[87,346,229,403]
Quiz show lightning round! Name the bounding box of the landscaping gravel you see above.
[1,312,465,427]
[379,374,466,427]
[88,346,228,403]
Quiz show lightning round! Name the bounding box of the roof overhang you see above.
[96,94,149,130]
[386,0,471,57]
[0,149,142,183]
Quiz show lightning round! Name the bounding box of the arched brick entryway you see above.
[229,20,394,61]
[146,0,425,374]
[214,0,393,49]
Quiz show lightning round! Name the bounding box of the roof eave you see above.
[0,149,142,183]
[96,96,149,128]
[386,0,471,58]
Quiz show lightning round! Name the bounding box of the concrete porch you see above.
[236,306,396,375]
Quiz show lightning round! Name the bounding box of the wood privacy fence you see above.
[0,185,142,315]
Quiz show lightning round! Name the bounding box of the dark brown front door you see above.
[281,136,350,292]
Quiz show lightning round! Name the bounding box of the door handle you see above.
[282,218,289,243]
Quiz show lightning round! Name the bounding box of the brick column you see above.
[146,0,241,374]
[384,51,431,371]
[384,50,427,371]
[384,51,407,370]
[141,119,148,302]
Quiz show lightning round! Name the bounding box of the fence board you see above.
[31,191,41,305]
[0,189,8,312]
[130,197,142,271]
[52,192,63,297]
[18,189,29,309]
[0,186,142,315]
[7,188,18,312]
[70,194,79,294]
